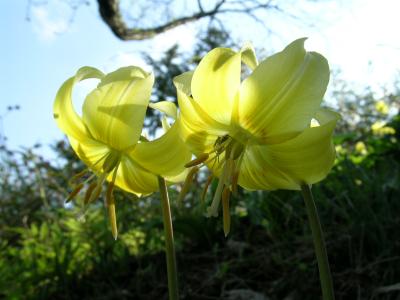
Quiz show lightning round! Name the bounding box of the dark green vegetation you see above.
[1,31,399,300]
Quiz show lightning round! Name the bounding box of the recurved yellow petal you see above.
[175,72,228,154]
[240,42,258,70]
[82,66,154,151]
[129,120,191,179]
[53,67,104,142]
[173,70,193,95]
[114,155,159,196]
[68,123,162,196]
[239,146,296,190]
[149,101,177,119]
[239,109,340,190]
[161,115,171,131]
[97,66,147,87]
[239,38,330,144]
[191,48,241,125]
[68,136,110,175]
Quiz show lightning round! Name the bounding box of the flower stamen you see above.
[65,183,84,203]
[84,182,97,205]
[206,163,227,217]
[177,166,199,206]
[69,169,90,184]
[89,173,107,203]
[183,135,245,230]
[200,174,214,204]
[184,153,209,168]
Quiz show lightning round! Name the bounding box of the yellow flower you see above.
[175,39,340,224]
[371,121,396,136]
[335,145,346,155]
[375,100,389,115]
[355,141,367,155]
[354,179,363,186]
[54,66,191,238]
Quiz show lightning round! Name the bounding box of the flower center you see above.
[183,135,246,236]
[65,149,122,239]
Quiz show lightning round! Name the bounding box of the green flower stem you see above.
[157,176,179,300]
[301,184,335,300]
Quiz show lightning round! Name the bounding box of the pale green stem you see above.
[157,176,179,300]
[301,184,335,300]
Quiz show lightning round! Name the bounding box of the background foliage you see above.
[1,28,399,300]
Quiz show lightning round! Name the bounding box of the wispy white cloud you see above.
[151,24,197,53]
[31,6,69,41]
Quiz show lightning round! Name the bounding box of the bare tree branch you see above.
[98,0,226,40]
[197,0,204,13]
[97,0,278,41]
[26,0,311,41]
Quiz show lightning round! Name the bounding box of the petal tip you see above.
[285,37,308,52]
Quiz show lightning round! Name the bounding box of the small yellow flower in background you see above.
[335,145,346,155]
[371,121,396,136]
[175,39,340,235]
[355,141,367,156]
[375,100,389,115]
[54,66,191,239]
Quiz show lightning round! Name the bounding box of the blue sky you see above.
[0,0,399,157]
